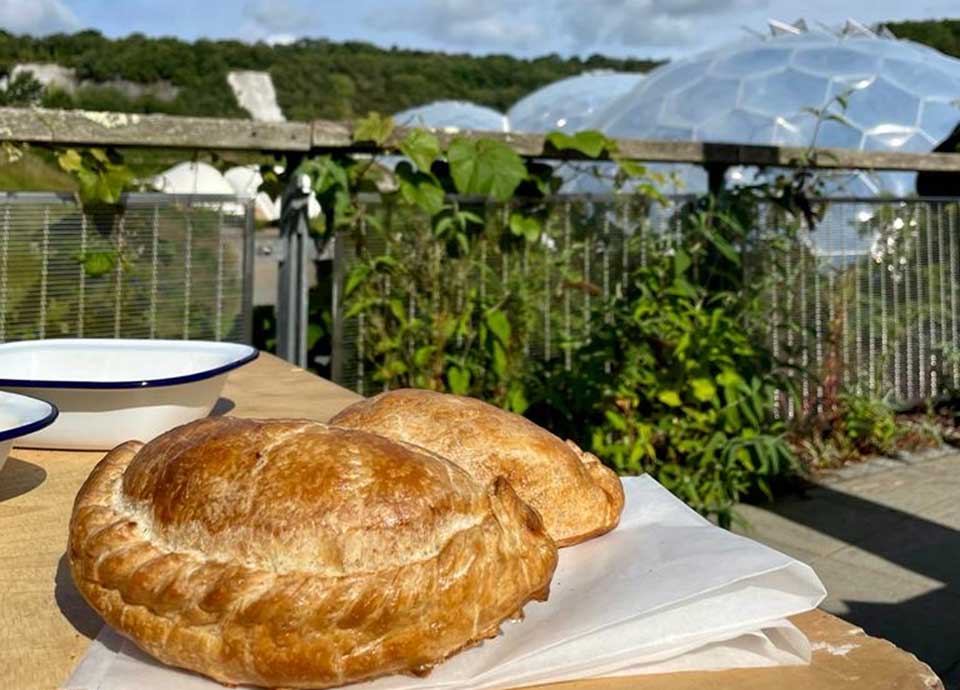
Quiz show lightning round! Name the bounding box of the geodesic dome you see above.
[152,162,236,196]
[590,21,960,196]
[508,70,644,133]
[393,100,509,132]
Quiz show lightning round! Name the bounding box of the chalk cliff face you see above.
[12,63,77,92]
[11,63,180,101]
[227,70,285,122]
[11,62,285,121]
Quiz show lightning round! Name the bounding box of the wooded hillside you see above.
[0,30,659,120]
[886,19,960,59]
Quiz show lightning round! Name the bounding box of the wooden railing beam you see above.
[1,107,959,173]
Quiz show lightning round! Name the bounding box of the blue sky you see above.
[2,0,960,59]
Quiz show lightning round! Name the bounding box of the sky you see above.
[2,0,960,60]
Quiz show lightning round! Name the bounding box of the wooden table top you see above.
[0,353,943,690]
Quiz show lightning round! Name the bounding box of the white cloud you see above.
[652,0,767,16]
[265,33,297,46]
[366,0,769,55]
[242,0,311,37]
[368,0,545,51]
[556,0,769,50]
[0,0,79,36]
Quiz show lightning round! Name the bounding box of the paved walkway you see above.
[734,448,960,688]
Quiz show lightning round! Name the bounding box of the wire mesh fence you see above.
[332,194,960,413]
[0,193,255,344]
[762,198,960,415]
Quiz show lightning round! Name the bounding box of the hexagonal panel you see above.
[883,59,960,97]
[700,110,774,144]
[393,101,507,132]
[600,98,665,138]
[508,72,643,133]
[639,60,713,99]
[709,47,792,78]
[772,113,816,146]
[663,77,740,127]
[863,126,929,152]
[740,68,829,118]
[792,45,881,77]
[918,100,960,143]
[813,119,865,149]
[841,76,921,130]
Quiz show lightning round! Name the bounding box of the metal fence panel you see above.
[0,192,254,344]
[331,194,960,413]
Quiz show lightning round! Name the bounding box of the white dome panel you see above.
[791,46,880,77]
[664,77,740,127]
[710,47,791,77]
[740,69,829,117]
[588,30,960,196]
[393,100,509,132]
[508,71,644,133]
[842,77,920,130]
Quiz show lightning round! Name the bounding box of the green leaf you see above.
[88,147,110,163]
[433,216,454,237]
[446,365,471,395]
[657,390,682,408]
[505,384,528,414]
[716,370,743,387]
[616,159,648,179]
[673,249,692,276]
[399,129,440,172]
[545,130,614,158]
[56,148,83,173]
[353,112,395,146]
[307,323,325,350]
[604,409,627,431]
[491,340,508,376]
[485,308,511,345]
[508,212,540,241]
[701,225,740,265]
[457,209,484,227]
[822,113,852,127]
[387,297,406,322]
[396,162,444,216]
[343,264,370,297]
[690,378,717,403]
[447,137,526,201]
[78,251,116,278]
[413,346,436,368]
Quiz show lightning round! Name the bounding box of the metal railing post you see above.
[276,171,310,367]
[329,206,344,384]
[241,199,256,345]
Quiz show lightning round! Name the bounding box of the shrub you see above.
[839,392,898,455]
[527,241,795,527]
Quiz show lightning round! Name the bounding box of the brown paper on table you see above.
[65,476,827,690]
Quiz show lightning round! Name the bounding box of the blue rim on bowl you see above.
[0,391,59,442]
[0,343,259,390]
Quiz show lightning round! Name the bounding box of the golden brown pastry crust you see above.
[68,417,557,689]
[330,390,624,547]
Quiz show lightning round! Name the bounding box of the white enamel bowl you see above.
[0,390,58,473]
[0,339,258,450]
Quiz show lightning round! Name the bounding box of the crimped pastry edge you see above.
[69,437,558,689]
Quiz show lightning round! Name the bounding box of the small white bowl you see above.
[0,390,58,473]
[0,339,258,450]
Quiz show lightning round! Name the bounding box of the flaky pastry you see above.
[331,389,624,546]
[69,417,557,688]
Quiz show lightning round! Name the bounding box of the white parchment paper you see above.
[64,476,827,690]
